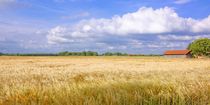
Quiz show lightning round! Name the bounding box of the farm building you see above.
[164,50,192,58]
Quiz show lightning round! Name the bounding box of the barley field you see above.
[0,56,209,105]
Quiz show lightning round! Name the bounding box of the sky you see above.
[0,0,210,54]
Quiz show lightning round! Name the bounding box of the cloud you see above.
[158,35,210,41]
[174,0,191,4]
[146,41,188,48]
[0,19,54,53]
[45,6,210,54]
[47,7,210,44]
[47,26,72,44]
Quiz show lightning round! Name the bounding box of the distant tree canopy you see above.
[187,38,210,57]
[0,51,162,56]
[58,51,129,56]
[102,52,128,56]
[58,51,98,56]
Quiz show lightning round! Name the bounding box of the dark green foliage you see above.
[58,51,99,56]
[58,51,129,56]
[58,51,69,56]
[1,51,162,56]
[103,52,113,56]
[187,38,210,57]
[0,52,3,56]
[102,52,128,56]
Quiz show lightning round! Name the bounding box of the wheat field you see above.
[0,56,209,105]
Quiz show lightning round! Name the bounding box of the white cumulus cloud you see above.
[47,7,210,51]
[47,7,210,46]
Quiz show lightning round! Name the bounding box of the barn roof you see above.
[164,50,191,55]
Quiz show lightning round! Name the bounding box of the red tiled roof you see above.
[164,50,191,55]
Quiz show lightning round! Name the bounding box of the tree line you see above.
[1,38,209,57]
[58,51,99,56]
[58,51,131,56]
[0,51,161,56]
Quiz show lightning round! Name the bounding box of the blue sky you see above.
[0,0,210,54]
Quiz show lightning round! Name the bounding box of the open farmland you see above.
[0,56,209,105]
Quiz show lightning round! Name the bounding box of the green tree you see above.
[187,38,210,57]
[103,52,113,56]
[58,51,69,56]
[81,51,86,56]
[85,51,98,56]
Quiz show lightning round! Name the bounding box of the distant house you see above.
[164,50,192,58]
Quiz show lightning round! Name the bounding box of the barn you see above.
[164,50,192,58]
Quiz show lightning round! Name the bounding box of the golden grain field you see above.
[0,56,209,105]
